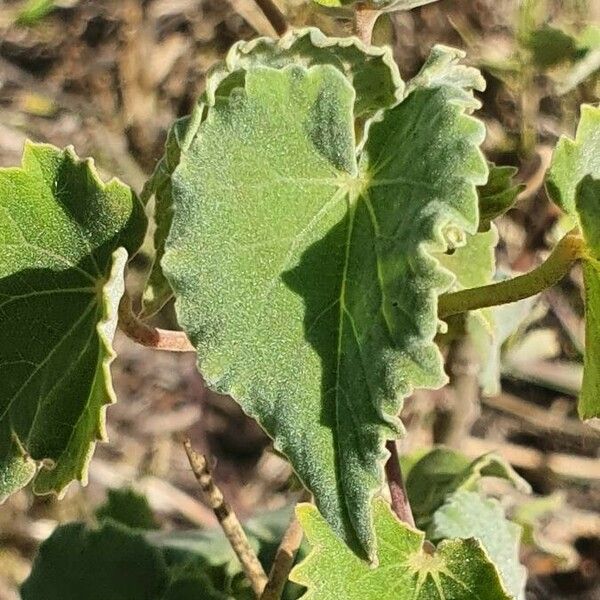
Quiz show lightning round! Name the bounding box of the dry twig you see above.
[182,438,269,597]
[384,440,416,527]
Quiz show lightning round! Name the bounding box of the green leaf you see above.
[164,59,487,558]
[431,491,526,600]
[525,25,578,68]
[290,499,511,600]
[207,28,404,118]
[21,521,226,600]
[547,106,600,418]
[546,104,600,216]
[140,109,204,317]
[16,0,55,26]
[96,487,158,530]
[478,165,523,232]
[406,448,530,531]
[0,143,146,500]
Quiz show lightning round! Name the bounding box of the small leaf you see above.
[406,447,530,531]
[478,164,523,232]
[21,521,226,600]
[431,491,527,600]
[164,60,486,558]
[207,28,404,118]
[546,106,600,418]
[96,487,158,530]
[525,25,578,68]
[546,104,600,216]
[290,499,511,600]
[0,143,146,500]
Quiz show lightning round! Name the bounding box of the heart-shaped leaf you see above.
[164,49,486,558]
[0,143,145,500]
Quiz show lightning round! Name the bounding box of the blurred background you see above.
[0,0,599,598]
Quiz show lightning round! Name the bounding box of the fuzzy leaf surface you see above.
[431,491,526,600]
[207,28,403,117]
[290,499,510,600]
[0,143,145,500]
[547,105,600,418]
[164,61,486,558]
[478,164,523,232]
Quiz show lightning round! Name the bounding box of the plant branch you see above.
[182,438,268,598]
[253,0,289,36]
[384,440,416,528]
[353,3,382,46]
[260,493,309,600]
[118,294,195,352]
[438,233,586,318]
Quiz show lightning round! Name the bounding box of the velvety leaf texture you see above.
[478,164,523,232]
[432,491,527,600]
[0,143,145,500]
[206,28,404,118]
[164,56,487,559]
[547,105,600,418]
[290,499,511,600]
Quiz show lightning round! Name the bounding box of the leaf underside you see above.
[0,143,145,499]
[164,58,486,559]
[547,104,600,418]
[290,499,511,600]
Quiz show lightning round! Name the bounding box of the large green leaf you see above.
[546,105,600,418]
[431,491,526,600]
[21,521,227,600]
[290,499,511,600]
[164,58,486,558]
[0,143,145,499]
[142,29,404,317]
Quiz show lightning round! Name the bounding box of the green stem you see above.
[438,233,586,318]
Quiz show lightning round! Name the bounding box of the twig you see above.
[252,0,289,36]
[118,294,195,352]
[353,3,382,46]
[260,497,307,600]
[182,438,268,598]
[384,441,415,528]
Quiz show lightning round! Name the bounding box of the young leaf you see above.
[431,491,527,600]
[478,164,523,232]
[164,59,487,558]
[547,105,600,418]
[290,499,511,600]
[207,28,404,118]
[406,448,530,530]
[546,104,600,216]
[0,143,146,500]
[96,487,158,530]
[21,521,227,600]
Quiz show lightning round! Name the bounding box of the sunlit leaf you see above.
[164,54,486,558]
[431,491,526,600]
[290,499,511,600]
[0,143,145,500]
[547,105,600,418]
